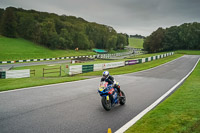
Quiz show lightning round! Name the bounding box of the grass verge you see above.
[126,59,200,133]
[80,54,182,76]
[0,76,86,92]
[0,54,182,92]
[175,50,200,55]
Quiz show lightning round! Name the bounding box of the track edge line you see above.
[115,57,200,133]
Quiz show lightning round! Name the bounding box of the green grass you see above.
[128,37,144,49]
[0,53,182,92]
[12,51,176,75]
[126,60,200,133]
[0,76,86,92]
[0,36,96,61]
[80,54,182,76]
[13,63,69,77]
[70,52,174,66]
[175,50,200,55]
[0,63,86,91]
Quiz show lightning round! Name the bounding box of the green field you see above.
[128,37,144,49]
[0,53,182,92]
[0,36,96,61]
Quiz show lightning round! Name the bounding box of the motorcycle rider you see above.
[101,71,121,96]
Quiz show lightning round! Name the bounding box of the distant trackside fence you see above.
[68,52,174,76]
[0,51,133,64]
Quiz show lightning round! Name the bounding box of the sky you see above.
[1,0,200,36]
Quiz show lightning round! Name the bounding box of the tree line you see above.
[0,7,128,50]
[143,22,200,53]
[130,34,145,39]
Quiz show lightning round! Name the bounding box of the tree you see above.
[143,28,165,53]
[48,33,59,49]
[162,26,180,51]
[73,32,90,50]
[54,18,65,34]
[117,33,128,49]
[59,28,73,49]
[0,7,131,51]
[143,36,151,52]
[17,12,36,40]
[130,34,145,39]
[1,7,17,37]
[0,8,4,33]
[107,35,117,50]
[144,22,200,52]
[40,19,57,48]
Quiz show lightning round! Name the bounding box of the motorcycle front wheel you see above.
[101,96,112,111]
[119,90,126,105]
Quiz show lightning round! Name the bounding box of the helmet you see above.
[103,71,109,78]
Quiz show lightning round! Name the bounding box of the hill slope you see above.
[0,36,95,61]
[0,7,128,51]
[128,37,144,49]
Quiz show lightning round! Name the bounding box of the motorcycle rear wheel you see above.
[101,96,112,111]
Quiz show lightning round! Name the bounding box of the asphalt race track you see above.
[0,55,199,133]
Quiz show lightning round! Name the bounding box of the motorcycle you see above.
[98,81,126,111]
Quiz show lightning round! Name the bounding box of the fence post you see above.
[60,66,61,76]
[43,68,44,77]
[65,64,70,75]
[30,70,35,76]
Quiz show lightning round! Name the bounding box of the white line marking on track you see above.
[115,57,200,133]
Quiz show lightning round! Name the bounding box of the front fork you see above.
[106,95,109,101]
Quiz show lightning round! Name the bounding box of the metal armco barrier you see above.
[67,52,174,76]
[138,59,142,64]
[94,64,103,71]
[82,65,94,73]
[145,58,148,62]
[151,56,153,61]
[0,71,6,79]
[142,58,145,63]
[103,61,125,69]
[5,69,30,79]
[125,60,139,65]
[69,65,82,75]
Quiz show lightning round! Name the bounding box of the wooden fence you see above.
[43,66,61,77]
[30,70,35,76]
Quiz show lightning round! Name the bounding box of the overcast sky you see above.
[1,0,200,36]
